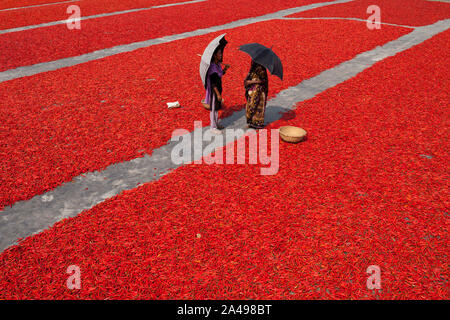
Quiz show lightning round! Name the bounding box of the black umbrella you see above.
[239,43,283,80]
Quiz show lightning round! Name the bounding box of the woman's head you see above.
[251,60,263,69]
[212,48,223,63]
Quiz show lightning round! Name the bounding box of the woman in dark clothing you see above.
[244,60,268,129]
[204,47,229,134]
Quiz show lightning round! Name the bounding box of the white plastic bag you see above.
[167,101,181,109]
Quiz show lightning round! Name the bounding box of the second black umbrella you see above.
[239,43,283,80]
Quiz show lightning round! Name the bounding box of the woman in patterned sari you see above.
[244,60,268,129]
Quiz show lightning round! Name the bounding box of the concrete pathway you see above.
[1,16,449,252]
[0,0,208,34]
[0,0,353,83]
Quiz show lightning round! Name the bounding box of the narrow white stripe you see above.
[0,0,354,83]
[0,0,207,34]
[280,17,417,29]
[0,0,78,12]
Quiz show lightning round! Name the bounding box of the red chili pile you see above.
[0,19,408,210]
[0,0,323,70]
[0,23,448,300]
[0,0,448,300]
[0,0,54,10]
[0,0,197,30]
[290,0,450,26]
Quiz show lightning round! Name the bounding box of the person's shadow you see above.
[265,105,296,124]
[221,104,296,129]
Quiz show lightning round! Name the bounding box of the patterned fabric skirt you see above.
[245,87,266,128]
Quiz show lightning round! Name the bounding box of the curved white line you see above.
[0,0,354,82]
[280,17,417,29]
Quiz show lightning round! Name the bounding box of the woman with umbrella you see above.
[244,61,268,129]
[200,34,230,134]
[240,43,283,129]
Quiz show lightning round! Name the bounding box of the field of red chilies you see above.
[0,0,323,70]
[0,0,449,300]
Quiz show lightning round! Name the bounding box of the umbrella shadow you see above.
[264,105,296,125]
[219,104,297,130]
[221,104,297,129]
[220,104,246,129]
[265,106,308,142]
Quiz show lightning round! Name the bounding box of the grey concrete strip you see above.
[0,0,78,12]
[1,18,449,252]
[281,17,417,29]
[0,0,353,83]
[0,0,207,34]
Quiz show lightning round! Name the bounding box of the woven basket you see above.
[279,126,307,143]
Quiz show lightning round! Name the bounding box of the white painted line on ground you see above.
[280,17,417,29]
[0,0,78,12]
[0,0,353,82]
[152,0,206,9]
[0,0,207,33]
